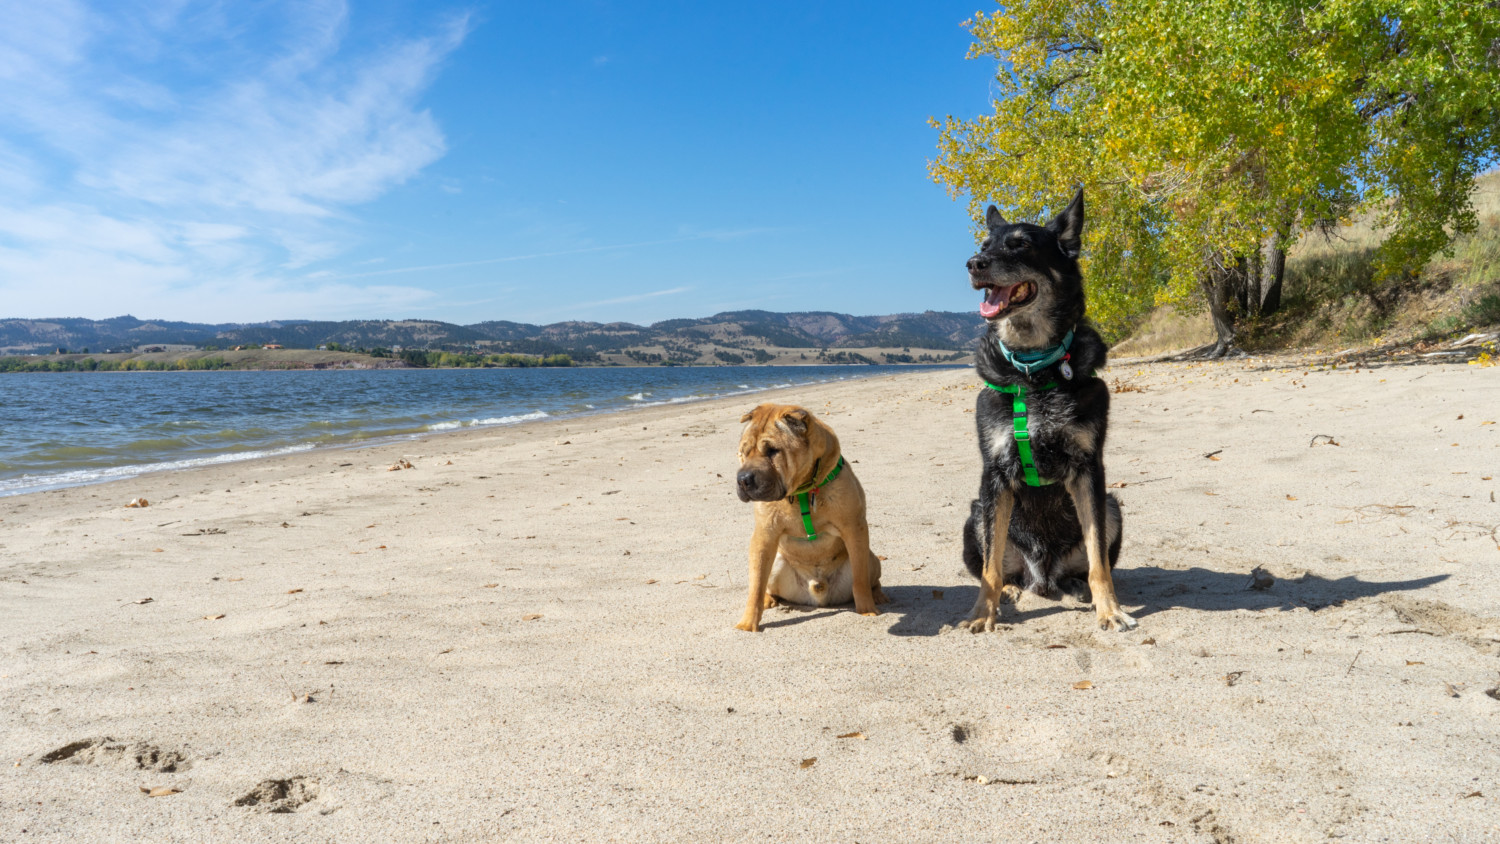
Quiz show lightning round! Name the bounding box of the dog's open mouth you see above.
[978,281,1036,319]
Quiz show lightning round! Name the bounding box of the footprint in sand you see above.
[234,777,321,813]
[37,737,191,773]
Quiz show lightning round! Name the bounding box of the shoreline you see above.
[1,365,965,499]
[3,358,1497,841]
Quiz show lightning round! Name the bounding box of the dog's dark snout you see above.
[736,470,757,490]
[967,255,990,272]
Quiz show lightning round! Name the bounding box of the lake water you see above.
[0,365,940,496]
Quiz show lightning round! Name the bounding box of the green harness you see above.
[985,380,1059,487]
[792,456,844,541]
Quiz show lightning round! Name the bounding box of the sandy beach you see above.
[2,358,1498,842]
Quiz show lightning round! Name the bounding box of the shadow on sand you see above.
[877,565,1450,637]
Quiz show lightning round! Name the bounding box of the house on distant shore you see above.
[264,344,283,350]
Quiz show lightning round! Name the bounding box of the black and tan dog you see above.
[959,189,1136,633]
[733,403,886,632]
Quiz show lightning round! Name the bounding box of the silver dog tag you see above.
[1060,360,1074,380]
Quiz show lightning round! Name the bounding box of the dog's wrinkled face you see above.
[736,404,818,503]
[966,190,1086,348]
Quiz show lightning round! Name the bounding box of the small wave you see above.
[0,443,318,497]
[626,393,649,401]
[426,411,549,432]
[470,411,549,426]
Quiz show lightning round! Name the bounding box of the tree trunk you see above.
[1237,252,1258,315]
[1258,232,1285,315]
[1199,266,1238,357]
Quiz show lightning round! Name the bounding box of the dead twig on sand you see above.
[1348,503,1418,523]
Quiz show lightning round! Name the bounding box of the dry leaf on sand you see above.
[836,732,866,740]
[203,614,225,620]
[1072,680,1094,690]
[522,614,543,621]
[799,758,817,769]
[140,787,179,797]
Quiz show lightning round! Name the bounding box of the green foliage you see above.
[1465,293,1500,327]
[0,356,230,372]
[931,0,1500,341]
[396,349,573,368]
[821,351,878,365]
[713,350,746,364]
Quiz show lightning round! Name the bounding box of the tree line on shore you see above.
[0,351,574,372]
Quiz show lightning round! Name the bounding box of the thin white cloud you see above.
[0,0,469,321]
[521,286,694,323]
[587,286,693,307]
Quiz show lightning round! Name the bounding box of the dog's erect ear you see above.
[1046,189,1084,258]
[778,408,810,437]
[985,205,1008,230]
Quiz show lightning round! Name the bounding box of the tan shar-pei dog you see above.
[733,403,887,632]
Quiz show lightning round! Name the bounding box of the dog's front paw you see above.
[1096,607,1138,632]
[735,614,762,633]
[999,584,1024,604]
[960,612,997,634]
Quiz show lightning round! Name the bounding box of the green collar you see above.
[996,327,1075,379]
[985,380,1058,487]
[792,455,844,541]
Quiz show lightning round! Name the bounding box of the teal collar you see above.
[792,456,844,541]
[996,327,1075,378]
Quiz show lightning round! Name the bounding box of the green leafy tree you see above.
[932,0,1500,354]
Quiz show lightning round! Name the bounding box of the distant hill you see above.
[0,311,987,364]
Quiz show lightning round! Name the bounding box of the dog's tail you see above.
[807,579,828,600]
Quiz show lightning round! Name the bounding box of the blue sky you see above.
[0,1,1001,326]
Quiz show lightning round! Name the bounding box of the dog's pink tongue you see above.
[979,285,1011,319]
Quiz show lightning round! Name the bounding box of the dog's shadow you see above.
[880,583,1083,637]
[758,605,842,630]
[876,565,1450,637]
[1122,565,1449,617]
